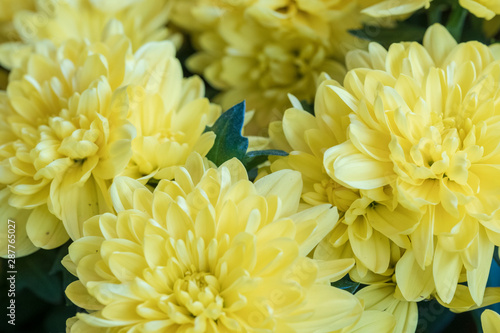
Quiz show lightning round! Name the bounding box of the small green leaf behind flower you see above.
[205,101,288,171]
[331,275,361,294]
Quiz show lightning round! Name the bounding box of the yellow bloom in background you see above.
[322,23,500,306]
[363,0,500,20]
[0,0,177,69]
[361,0,431,17]
[482,309,500,333]
[459,0,500,19]
[122,41,221,181]
[63,153,363,332]
[173,0,368,133]
[0,0,35,43]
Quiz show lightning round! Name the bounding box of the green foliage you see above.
[205,101,287,171]
[350,0,493,48]
[206,101,248,165]
[350,23,427,48]
[416,299,456,333]
[331,275,360,294]
[0,242,78,332]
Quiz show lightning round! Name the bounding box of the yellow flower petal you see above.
[482,309,500,333]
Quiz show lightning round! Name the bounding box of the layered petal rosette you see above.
[0,18,223,254]
[0,29,136,248]
[175,0,367,131]
[123,41,221,181]
[268,77,419,282]
[63,154,363,332]
[268,23,500,330]
[322,24,500,305]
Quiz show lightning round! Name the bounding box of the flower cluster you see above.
[1,1,500,332]
[172,0,371,131]
[0,22,219,255]
[64,155,366,332]
[0,0,177,69]
[268,23,500,331]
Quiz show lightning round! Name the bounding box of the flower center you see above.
[173,272,224,320]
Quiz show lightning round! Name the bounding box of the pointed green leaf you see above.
[205,101,249,166]
[243,149,288,171]
[331,275,360,294]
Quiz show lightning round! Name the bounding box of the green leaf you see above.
[416,299,456,333]
[300,100,314,115]
[205,101,288,173]
[243,149,288,171]
[331,275,360,294]
[350,23,426,48]
[205,101,249,166]
[494,246,500,268]
[445,4,467,41]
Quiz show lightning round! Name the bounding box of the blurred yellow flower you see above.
[322,24,500,305]
[0,0,177,69]
[459,0,500,19]
[482,309,500,333]
[175,0,367,132]
[361,0,431,17]
[63,154,363,332]
[123,41,221,181]
[0,0,35,43]
[363,0,500,20]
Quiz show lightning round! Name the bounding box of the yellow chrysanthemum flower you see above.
[175,0,367,132]
[172,0,360,37]
[0,22,224,255]
[268,80,419,282]
[0,0,176,69]
[363,0,500,20]
[320,23,500,306]
[482,309,500,333]
[122,41,221,181]
[63,153,363,332]
[0,27,137,248]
